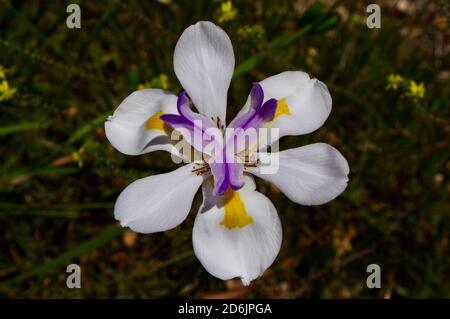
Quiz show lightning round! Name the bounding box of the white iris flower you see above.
[105,21,349,285]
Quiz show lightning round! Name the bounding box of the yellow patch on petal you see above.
[274,98,291,119]
[145,111,165,131]
[220,188,253,229]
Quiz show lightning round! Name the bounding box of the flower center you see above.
[161,84,278,197]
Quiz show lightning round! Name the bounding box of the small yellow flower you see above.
[72,147,85,168]
[386,74,404,91]
[137,74,170,90]
[237,24,265,41]
[137,82,150,90]
[157,73,170,90]
[218,1,237,23]
[349,13,366,26]
[0,79,17,102]
[0,65,6,79]
[406,80,425,99]
[0,65,17,101]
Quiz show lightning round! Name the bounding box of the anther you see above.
[192,161,211,176]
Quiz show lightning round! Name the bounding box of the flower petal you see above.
[209,158,245,196]
[105,89,179,156]
[114,164,204,233]
[228,83,277,131]
[192,175,282,285]
[227,83,277,154]
[161,91,223,155]
[247,143,349,205]
[174,21,234,124]
[241,71,332,145]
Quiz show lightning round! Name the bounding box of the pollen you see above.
[220,187,253,229]
[274,98,291,119]
[145,111,166,131]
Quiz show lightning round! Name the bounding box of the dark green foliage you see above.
[0,0,449,298]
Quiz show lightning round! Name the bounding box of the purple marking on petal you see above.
[176,91,191,118]
[211,162,245,196]
[225,85,282,155]
[210,161,228,196]
[210,151,245,196]
[249,82,264,110]
[259,98,277,121]
[162,91,218,133]
[228,162,245,190]
[161,91,222,153]
[176,91,216,127]
[159,114,193,128]
[228,83,263,130]
[228,83,277,132]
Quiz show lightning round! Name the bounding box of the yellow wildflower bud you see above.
[386,74,404,91]
[0,79,17,102]
[72,147,85,168]
[158,74,170,90]
[407,80,425,99]
[218,1,237,23]
[137,81,151,90]
[237,24,265,41]
[0,65,6,79]
[137,74,170,91]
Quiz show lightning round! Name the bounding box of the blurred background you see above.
[0,0,449,298]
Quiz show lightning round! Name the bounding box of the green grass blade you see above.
[66,114,108,146]
[1,225,123,285]
[0,122,43,136]
[233,25,313,78]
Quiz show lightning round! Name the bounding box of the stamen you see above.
[192,161,211,176]
[237,152,260,168]
[211,116,225,131]
[242,154,260,168]
[244,159,259,168]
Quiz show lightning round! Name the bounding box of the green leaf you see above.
[312,14,339,33]
[1,225,123,285]
[233,54,264,78]
[0,202,114,218]
[0,166,80,180]
[233,25,312,78]
[66,113,108,145]
[128,67,140,86]
[297,1,324,27]
[0,122,43,136]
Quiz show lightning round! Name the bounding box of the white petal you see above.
[241,71,332,144]
[174,21,234,124]
[114,164,204,233]
[192,175,282,285]
[105,89,179,156]
[247,143,349,205]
